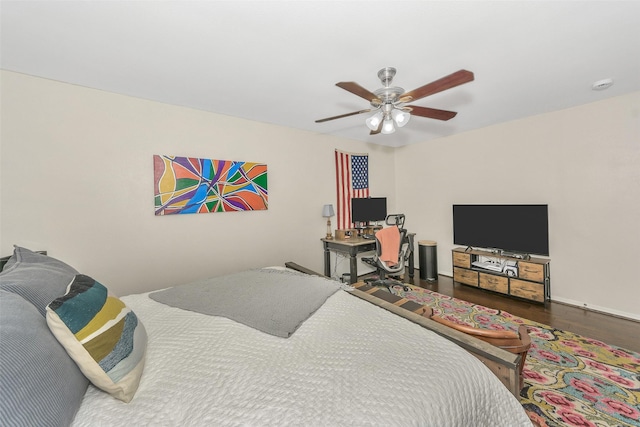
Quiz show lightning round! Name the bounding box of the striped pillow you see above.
[46,274,147,403]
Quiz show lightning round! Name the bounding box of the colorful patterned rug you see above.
[387,284,640,427]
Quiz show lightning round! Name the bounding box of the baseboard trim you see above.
[551,296,640,323]
[439,271,640,323]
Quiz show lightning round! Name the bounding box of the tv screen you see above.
[453,204,549,256]
[352,197,387,224]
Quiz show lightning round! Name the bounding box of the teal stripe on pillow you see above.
[49,276,107,333]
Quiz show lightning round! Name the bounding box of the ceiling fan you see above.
[315,67,474,135]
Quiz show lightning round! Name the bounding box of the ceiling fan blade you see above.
[406,105,458,121]
[315,109,372,123]
[336,82,380,103]
[400,70,474,103]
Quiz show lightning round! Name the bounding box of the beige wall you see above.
[2,71,639,320]
[396,91,640,320]
[0,71,395,295]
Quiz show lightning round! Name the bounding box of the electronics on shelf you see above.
[470,256,519,276]
[471,256,505,272]
[503,261,518,277]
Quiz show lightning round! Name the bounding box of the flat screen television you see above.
[352,197,387,224]
[453,204,549,256]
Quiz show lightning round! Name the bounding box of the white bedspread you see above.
[72,289,530,426]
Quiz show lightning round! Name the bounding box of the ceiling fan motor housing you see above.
[378,67,397,86]
[372,67,405,106]
[373,86,405,106]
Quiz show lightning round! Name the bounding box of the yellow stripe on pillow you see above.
[83,316,126,362]
[75,296,127,342]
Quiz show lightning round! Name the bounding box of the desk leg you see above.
[349,253,358,284]
[407,234,415,279]
[324,244,331,277]
[408,250,415,279]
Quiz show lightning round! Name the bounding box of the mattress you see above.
[72,287,530,426]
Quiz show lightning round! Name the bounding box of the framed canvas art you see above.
[154,155,268,215]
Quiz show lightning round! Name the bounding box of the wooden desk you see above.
[322,235,415,284]
[321,237,375,283]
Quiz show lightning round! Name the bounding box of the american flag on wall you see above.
[335,149,369,230]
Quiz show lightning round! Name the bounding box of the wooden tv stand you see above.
[452,247,550,303]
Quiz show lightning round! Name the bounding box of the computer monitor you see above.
[351,197,387,224]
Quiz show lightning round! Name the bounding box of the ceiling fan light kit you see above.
[391,108,410,127]
[365,111,383,130]
[316,67,475,135]
[381,117,396,134]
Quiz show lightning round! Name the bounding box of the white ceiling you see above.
[2,1,640,147]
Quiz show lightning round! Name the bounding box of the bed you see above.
[0,247,531,426]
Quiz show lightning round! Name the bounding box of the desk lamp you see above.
[322,204,335,239]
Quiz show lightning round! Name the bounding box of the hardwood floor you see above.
[407,273,640,354]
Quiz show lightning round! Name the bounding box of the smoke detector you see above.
[592,78,614,91]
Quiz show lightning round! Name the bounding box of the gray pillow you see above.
[0,290,89,426]
[0,255,11,272]
[0,246,78,316]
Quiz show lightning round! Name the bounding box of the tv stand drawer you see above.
[453,267,478,286]
[510,279,544,302]
[479,273,508,294]
[518,262,544,282]
[452,251,471,268]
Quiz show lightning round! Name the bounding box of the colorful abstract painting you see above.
[154,155,268,215]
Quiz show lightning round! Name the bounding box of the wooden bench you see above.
[419,306,531,390]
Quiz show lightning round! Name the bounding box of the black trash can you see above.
[419,240,438,282]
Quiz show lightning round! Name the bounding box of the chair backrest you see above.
[374,225,408,273]
[385,214,405,230]
[384,214,409,258]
